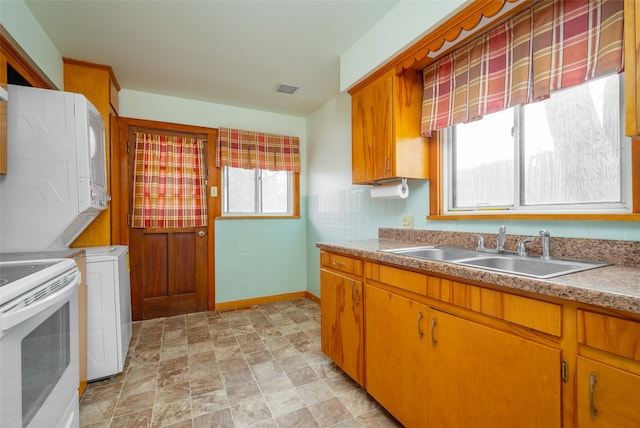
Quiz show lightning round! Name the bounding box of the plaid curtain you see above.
[216,127,300,172]
[421,0,624,136]
[131,132,207,228]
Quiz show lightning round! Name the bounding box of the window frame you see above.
[220,166,300,219]
[442,74,633,216]
[429,132,640,221]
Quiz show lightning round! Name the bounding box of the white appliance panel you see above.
[0,85,108,252]
[85,246,132,381]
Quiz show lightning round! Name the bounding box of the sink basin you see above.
[381,245,609,278]
[381,246,482,262]
[456,256,610,279]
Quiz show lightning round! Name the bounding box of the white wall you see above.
[340,0,466,90]
[306,93,353,195]
[1,0,63,89]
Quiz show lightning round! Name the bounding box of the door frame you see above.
[115,117,220,310]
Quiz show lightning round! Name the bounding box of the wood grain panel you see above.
[428,308,562,428]
[365,262,428,295]
[174,232,196,295]
[320,252,363,277]
[365,284,429,427]
[425,274,561,336]
[578,310,640,362]
[577,356,640,427]
[320,269,364,386]
[144,233,168,298]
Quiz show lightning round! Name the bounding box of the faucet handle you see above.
[517,237,536,257]
[472,234,486,252]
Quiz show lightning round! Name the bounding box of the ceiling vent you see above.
[274,83,300,95]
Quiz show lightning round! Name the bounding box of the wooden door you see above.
[364,284,429,427]
[427,308,562,428]
[576,356,640,427]
[128,127,209,320]
[320,269,364,386]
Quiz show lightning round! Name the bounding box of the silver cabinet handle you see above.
[431,317,438,345]
[332,261,344,268]
[417,311,424,338]
[589,372,597,419]
[198,230,206,237]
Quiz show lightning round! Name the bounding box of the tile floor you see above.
[79,298,403,427]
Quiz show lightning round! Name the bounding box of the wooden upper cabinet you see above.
[63,58,120,247]
[624,0,640,137]
[350,68,428,184]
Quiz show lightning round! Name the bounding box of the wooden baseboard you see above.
[215,291,320,311]
[305,291,320,305]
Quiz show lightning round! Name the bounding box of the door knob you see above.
[198,230,206,237]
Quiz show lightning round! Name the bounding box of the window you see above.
[444,73,631,215]
[222,166,297,216]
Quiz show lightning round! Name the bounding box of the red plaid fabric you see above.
[421,0,623,136]
[131,132,207,229]
[216,128,300,172]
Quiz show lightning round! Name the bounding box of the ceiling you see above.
[24,0,400,117]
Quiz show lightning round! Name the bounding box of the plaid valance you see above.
[131,132,207,228]
[216,127,300,172]
[421,0,624,136]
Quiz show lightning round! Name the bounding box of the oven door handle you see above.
[1,269,81,332]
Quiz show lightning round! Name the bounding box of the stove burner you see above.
[0,261,60,287]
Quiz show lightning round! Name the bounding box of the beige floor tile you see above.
[79,299,401,428]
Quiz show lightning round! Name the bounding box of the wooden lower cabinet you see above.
[427,308,562,428]
[364,285,429,427]
[576,356,640,427]
[320,269,364,386]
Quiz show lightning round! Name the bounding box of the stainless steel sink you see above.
[380,246,482,262]
[381,245,609,278]
[455,256,609,279]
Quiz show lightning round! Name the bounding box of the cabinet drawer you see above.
[365,262,428,296]
[428,277,562,337]
[321,252,363,277]
[577,310,640,362]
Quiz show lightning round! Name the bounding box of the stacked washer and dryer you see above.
[0,85,132,383]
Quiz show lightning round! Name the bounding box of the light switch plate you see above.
[210,186,218,197]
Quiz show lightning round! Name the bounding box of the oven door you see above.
[0,270,80,428]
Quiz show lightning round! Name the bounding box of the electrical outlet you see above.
[210,186,218,197]
[401,215,413,229]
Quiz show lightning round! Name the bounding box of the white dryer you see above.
[84,245,132,381]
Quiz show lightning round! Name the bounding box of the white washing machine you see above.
[83,246,132,381]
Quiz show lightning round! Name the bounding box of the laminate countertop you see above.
[317,236,640,316]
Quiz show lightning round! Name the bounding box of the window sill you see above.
[216,215,301,220]
[427,213,640,222]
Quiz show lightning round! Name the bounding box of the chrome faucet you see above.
[539,229,551,260]
[517,237,536,257]
[472,234,486,252]
[497,225,506,253]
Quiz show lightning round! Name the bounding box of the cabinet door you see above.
[427,309,562,428]
[351,74,393,184]
[320,269,364,385]
[365,285,429,427]
[577,356,640,427]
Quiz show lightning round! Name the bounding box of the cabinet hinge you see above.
[127,214,131,227]
[561,359,569,383]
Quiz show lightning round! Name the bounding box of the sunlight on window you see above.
[448,73,628,213]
